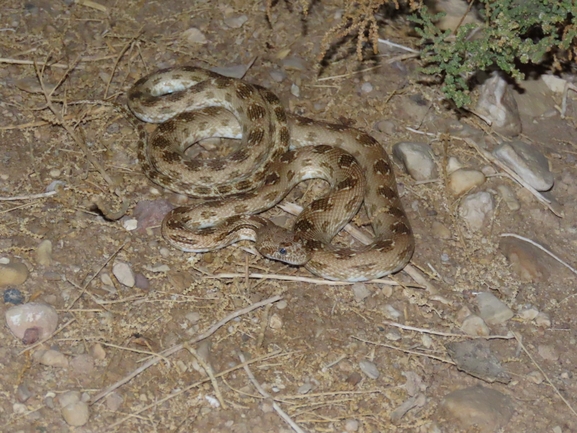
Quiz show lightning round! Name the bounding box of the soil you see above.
[1,0,577,432]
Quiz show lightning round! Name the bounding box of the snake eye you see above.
[279,248,287,255]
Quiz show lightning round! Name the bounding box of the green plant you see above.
[411,0,577,107]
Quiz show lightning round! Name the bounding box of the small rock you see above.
[459,191,494,232]
[476,292,514,325]
[535,312,551,328]
[352,283,371,302]
[438,385,514,432]
[499,237,548,282]
[36,240,53,266]
[360,82,373,93]
[275,299,288,310]
[269,69,286,83]
[4,288,24,305]
[381,304,402,320]
[290,83,300,97]
[375,119,396,135]
[346,372,362,386]
[182,27,207,45]
[392,142,437,181]
[16,384,32,403]
[432,221,452,239]
[446,340,511,383]
[269,313,283,329]
[134,273,150,290]
[6,302,59,342]
[61,401,90,426]
[223,14,248,29]
[105,392,124,412]
[359,360,380,379]
[460,314,490,336]
[493,140,553,191]
[496,184,520,211]
[344,419,360,432]
[112,261,135,287]
[71,354,95,375]
[476,71,522,136]
[58,390,81,408]
[538,345,558,361]
[133,199,173,232]
[280,56,307,71]
[38,349,69,368]
[446,156,464,173]
[518,306,539,321]
[297,382,313,394]
[90,343,106,360]
[448,169,486,196]
[526,370,544,384]
[0,261,29,286]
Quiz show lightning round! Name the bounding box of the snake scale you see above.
[127,66,414,282]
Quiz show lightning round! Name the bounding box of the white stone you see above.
[61,401,90,426]
[6,303,58,341]
[112,261,135,287]
[448,169,486,196]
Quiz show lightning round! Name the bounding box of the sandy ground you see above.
[1,0,577,432]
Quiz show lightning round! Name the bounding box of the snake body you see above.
[128,66,414,282]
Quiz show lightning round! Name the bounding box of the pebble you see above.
[496,184,520,211]
[297,382,313,394]
[71,354,95,375]
[344,419,360,432]
[269,69,286,83]
[90,343,106,360]
[432,221,451,239]
[5,302,59,342]
[499,237,547,282]
[275,299,288,310]
[380,304,402,320]
[58,390,81,408]
[280,56,307,71]
[518,306,539,321]
[4,288,24,305]
[112,261,135,287]
[446,340,511,383]
[460,314,490,336]
[182,27,207,45]
[476,292,514,325]
[538,345,559,361]
[61,401,90,426]
[526,370,544,384]
[476,71,522,136]
[134,273,150,290]
[106,392,124,412]
[269,313,283,329]
[493,140,553,191]
[438,385,514,432]
[133,199,173,232]
[352,283,371,302]
[37,349,69,368]
[290,83,300,97]
[223,14,248,29]
[446,156,464,173]
[16,384,32,403]
[360,82,373,93]
[0,260,29,286]
[375,119,396,135]
[459,191,494,232]
[35,239,53,266]
[359,360,380,379]
[392,142,437,181]
[535,312,551,328]
[447,169,486,196]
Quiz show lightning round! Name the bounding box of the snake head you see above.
[255,223,311,266]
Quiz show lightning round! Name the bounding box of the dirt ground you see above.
[1,0,577,432]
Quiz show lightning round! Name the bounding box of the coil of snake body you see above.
[127,66,414,282]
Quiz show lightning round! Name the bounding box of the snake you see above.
[127,66,414,282]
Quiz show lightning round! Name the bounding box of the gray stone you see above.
[392,142,437,181]
[493,140,554,191]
